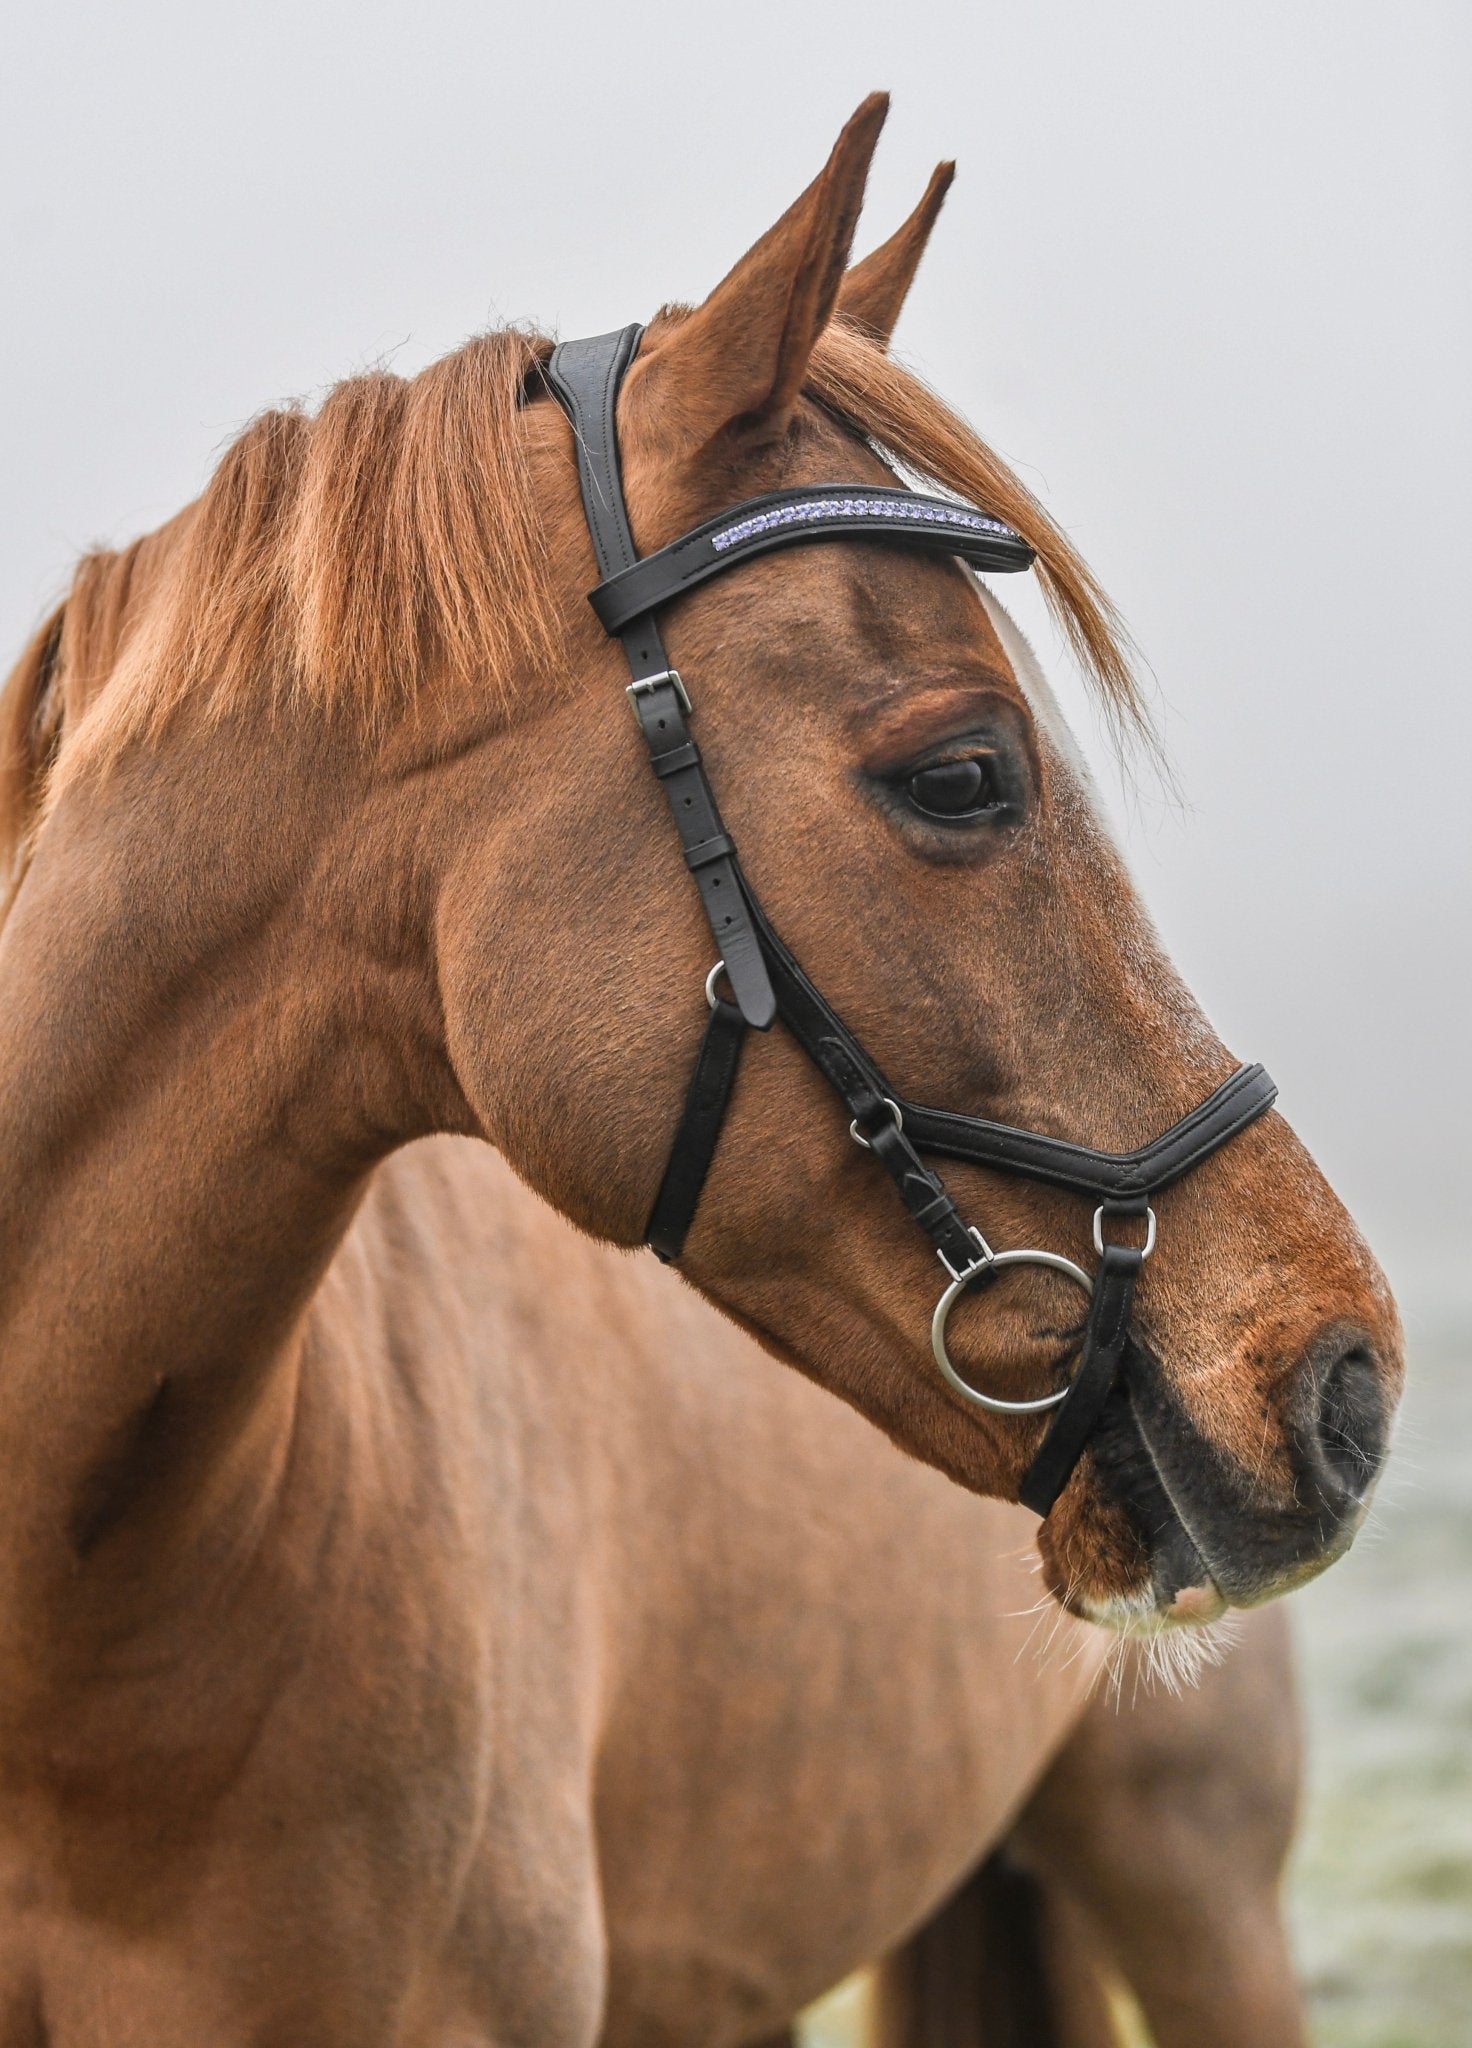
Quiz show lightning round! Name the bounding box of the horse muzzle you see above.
[1113,1324,1392,1613]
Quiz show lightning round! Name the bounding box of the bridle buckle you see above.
[938,1225,994,1285]
[626,668,692,716]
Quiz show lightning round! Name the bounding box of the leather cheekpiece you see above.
[545,329,777,1031]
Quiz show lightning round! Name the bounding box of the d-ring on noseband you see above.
[545,326,1277,1519]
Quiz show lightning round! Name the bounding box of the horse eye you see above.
[904,755,1000,820]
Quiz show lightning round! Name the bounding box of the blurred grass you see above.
[799,1325,1472,2048]
[1290,1322,1472,2047]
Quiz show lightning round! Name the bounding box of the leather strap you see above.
[590,484,1034,634]
[1018,1239,1143,1516]
[900,1062,1277,1200]
[646,996,748,1262]
[739,879,1276,1204]
[624,680,775,1027]
[807,1024,980,1279]
[542,327,645,589]
[545,330,776,1030]
[864,1114,990,1282]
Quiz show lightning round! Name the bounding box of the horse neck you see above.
[0,708,453,1707]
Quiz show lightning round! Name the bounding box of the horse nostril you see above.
[1312,1340,1387,1504]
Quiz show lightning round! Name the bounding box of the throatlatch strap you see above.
[1018,1242,1143,1517]
[545,329,776,1030]
[646,997,748,1262]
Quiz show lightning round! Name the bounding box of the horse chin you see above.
[1032,1364,1245,1634]
[1070,1577,1245,1701]
[1078,1579,1229,1634]
[1043,1462,1232,1640]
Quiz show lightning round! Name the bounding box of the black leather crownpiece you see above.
[1018,1242,1143,1516]
[545,329,776,1031]
[550,320,1281,1524]
[590,484,1034,634]
[646,996,748,1262]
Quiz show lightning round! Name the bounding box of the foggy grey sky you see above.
[2,2,1467,1324]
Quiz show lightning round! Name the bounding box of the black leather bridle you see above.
[546,326,1277,1517]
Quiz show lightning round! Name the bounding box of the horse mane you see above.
[0,529,183,881]
[0,319,1140,886]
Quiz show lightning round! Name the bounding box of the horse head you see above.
[11,96,1400,1647]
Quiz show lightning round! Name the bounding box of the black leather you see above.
[741,878,1275,1202]
[542,329,645,585]
[550,321,1280,1524]
[545,331,776,1031]
[1018,1241,1143,1516]
[897,1064,1277,1200]
[646,996,748,1262]
[590,484,1034,634]
[624,679,776,1028]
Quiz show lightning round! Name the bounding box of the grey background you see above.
[4,9,1470,2040]
[2,1,1466,1330]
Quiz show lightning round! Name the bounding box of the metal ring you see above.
[931,1248,1094,1414]
[704,960,731,1011]
[849,1097,904,1150]
[1092,1204,1157,1260]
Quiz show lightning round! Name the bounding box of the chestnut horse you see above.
[0,96,1398,2047]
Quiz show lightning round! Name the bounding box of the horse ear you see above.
[630,93,889,453]
[837,161,955,347]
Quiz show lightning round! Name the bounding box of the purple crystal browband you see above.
[588,482,1034,635]
[708,493,1017,552]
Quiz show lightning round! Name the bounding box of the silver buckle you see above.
[626,668,692,716]
[937,1224,994,1284]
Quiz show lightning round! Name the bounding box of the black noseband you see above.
[546,326,1276,1520]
